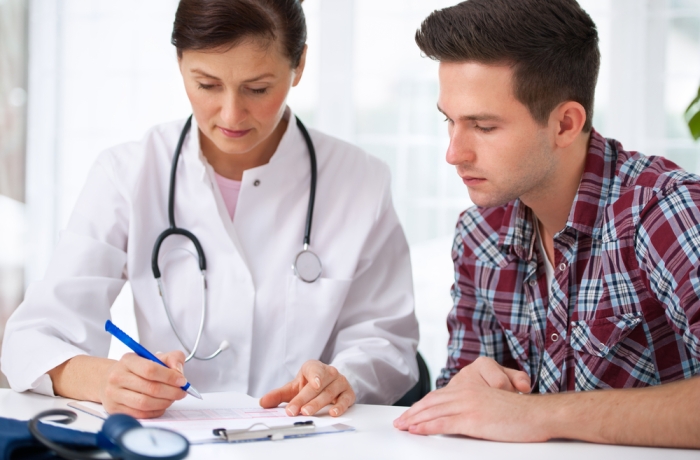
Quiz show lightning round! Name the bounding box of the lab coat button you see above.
[254,180,260,186]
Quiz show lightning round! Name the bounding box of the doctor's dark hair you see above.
[171,0,307,67]
[415,0,599,132]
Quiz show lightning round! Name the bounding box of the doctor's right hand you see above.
[99,351,188,419]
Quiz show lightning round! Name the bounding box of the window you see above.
[0,0,28,389]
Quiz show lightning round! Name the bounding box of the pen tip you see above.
[188,386,203,399]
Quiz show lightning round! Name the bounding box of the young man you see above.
[394,0,700,448]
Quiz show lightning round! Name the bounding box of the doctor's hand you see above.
[393,357,542,442]
[99,351,188,419]
[259,360,356,417]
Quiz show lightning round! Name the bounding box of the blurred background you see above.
[2,0,700,390]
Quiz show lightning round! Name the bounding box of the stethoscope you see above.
[151,115,322,362]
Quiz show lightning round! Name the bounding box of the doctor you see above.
[2,0,419,419]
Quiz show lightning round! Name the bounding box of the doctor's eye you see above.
[249,87,269,95]
[443,117,453,124]
[197,83,217,90]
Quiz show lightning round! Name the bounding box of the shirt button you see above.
[598,343,606,351]
[551,333,559,342]
[558,262,567,271]
[254,180,261,186]
[529,279,537,287]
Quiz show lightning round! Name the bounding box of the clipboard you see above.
[213,421,355,443]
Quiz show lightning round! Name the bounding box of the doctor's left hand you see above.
[259,360,356,417]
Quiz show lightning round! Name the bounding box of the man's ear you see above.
[551,101,587,149]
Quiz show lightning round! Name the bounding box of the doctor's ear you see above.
[292,45,308,87]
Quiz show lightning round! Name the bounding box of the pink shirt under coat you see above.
[214,172,241,220]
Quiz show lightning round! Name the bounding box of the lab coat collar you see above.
[266,106,305,167]
[182,106,305,181]
[179,115,207,181]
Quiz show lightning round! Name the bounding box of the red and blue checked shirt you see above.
[438,130,700,393]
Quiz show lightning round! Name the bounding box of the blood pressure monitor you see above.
[29,409,189,460]
[103,414,189,460]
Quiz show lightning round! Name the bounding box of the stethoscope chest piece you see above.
[293,246,322,283]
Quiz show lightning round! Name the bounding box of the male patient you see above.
[395,0,700,448]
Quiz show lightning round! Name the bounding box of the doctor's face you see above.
[438,62,557,208]
[179,39,305,157]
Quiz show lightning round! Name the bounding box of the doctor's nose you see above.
[220,93,247,127]
[445,127,476,166]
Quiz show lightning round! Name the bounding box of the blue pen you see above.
[105,320,203,399]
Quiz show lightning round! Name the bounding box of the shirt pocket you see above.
[284,275,353,376]
[570,312,659,390]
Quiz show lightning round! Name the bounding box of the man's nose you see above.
[445,127,475,166]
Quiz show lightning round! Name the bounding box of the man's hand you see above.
[446,356,531,392]
[393,357,547,442]
[99,351,187,419]
[259,360,355,417]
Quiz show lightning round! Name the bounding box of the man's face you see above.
[438,62,557,208]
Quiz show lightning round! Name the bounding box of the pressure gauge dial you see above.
[117,426,189,460]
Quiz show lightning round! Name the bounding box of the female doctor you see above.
[1,0,419,419]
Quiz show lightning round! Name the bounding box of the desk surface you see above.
[1,389,696,460]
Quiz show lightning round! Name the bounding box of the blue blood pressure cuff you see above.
[0,416,98,460]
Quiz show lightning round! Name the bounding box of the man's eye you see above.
[476,125,495,133]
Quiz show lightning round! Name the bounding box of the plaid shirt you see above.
[438,130,700,393]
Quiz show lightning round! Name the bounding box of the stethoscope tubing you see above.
[295,117,317,248]
[151,114,319,361]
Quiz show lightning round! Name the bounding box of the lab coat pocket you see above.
[570,313,658,390]
[284,275,353,376]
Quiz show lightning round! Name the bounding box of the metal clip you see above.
[213,421,315,442]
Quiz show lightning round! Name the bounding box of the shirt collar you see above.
[498,199,537,261]
[563,129,614,239]
[497,129,612,260]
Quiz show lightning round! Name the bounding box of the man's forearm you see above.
[537,376,700,448]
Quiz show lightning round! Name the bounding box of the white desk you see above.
[1,389,696,460]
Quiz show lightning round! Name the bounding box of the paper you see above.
[72,391,351,444]
[152,407,288,422]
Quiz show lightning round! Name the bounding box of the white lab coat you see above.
[2,109,419,404]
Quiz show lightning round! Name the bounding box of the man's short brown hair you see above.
[416,0,600,132]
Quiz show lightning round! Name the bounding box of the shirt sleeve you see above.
[321,165,419,405]
[634,182,700,375]
[436,214,520,388]
[1,154,129,394]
